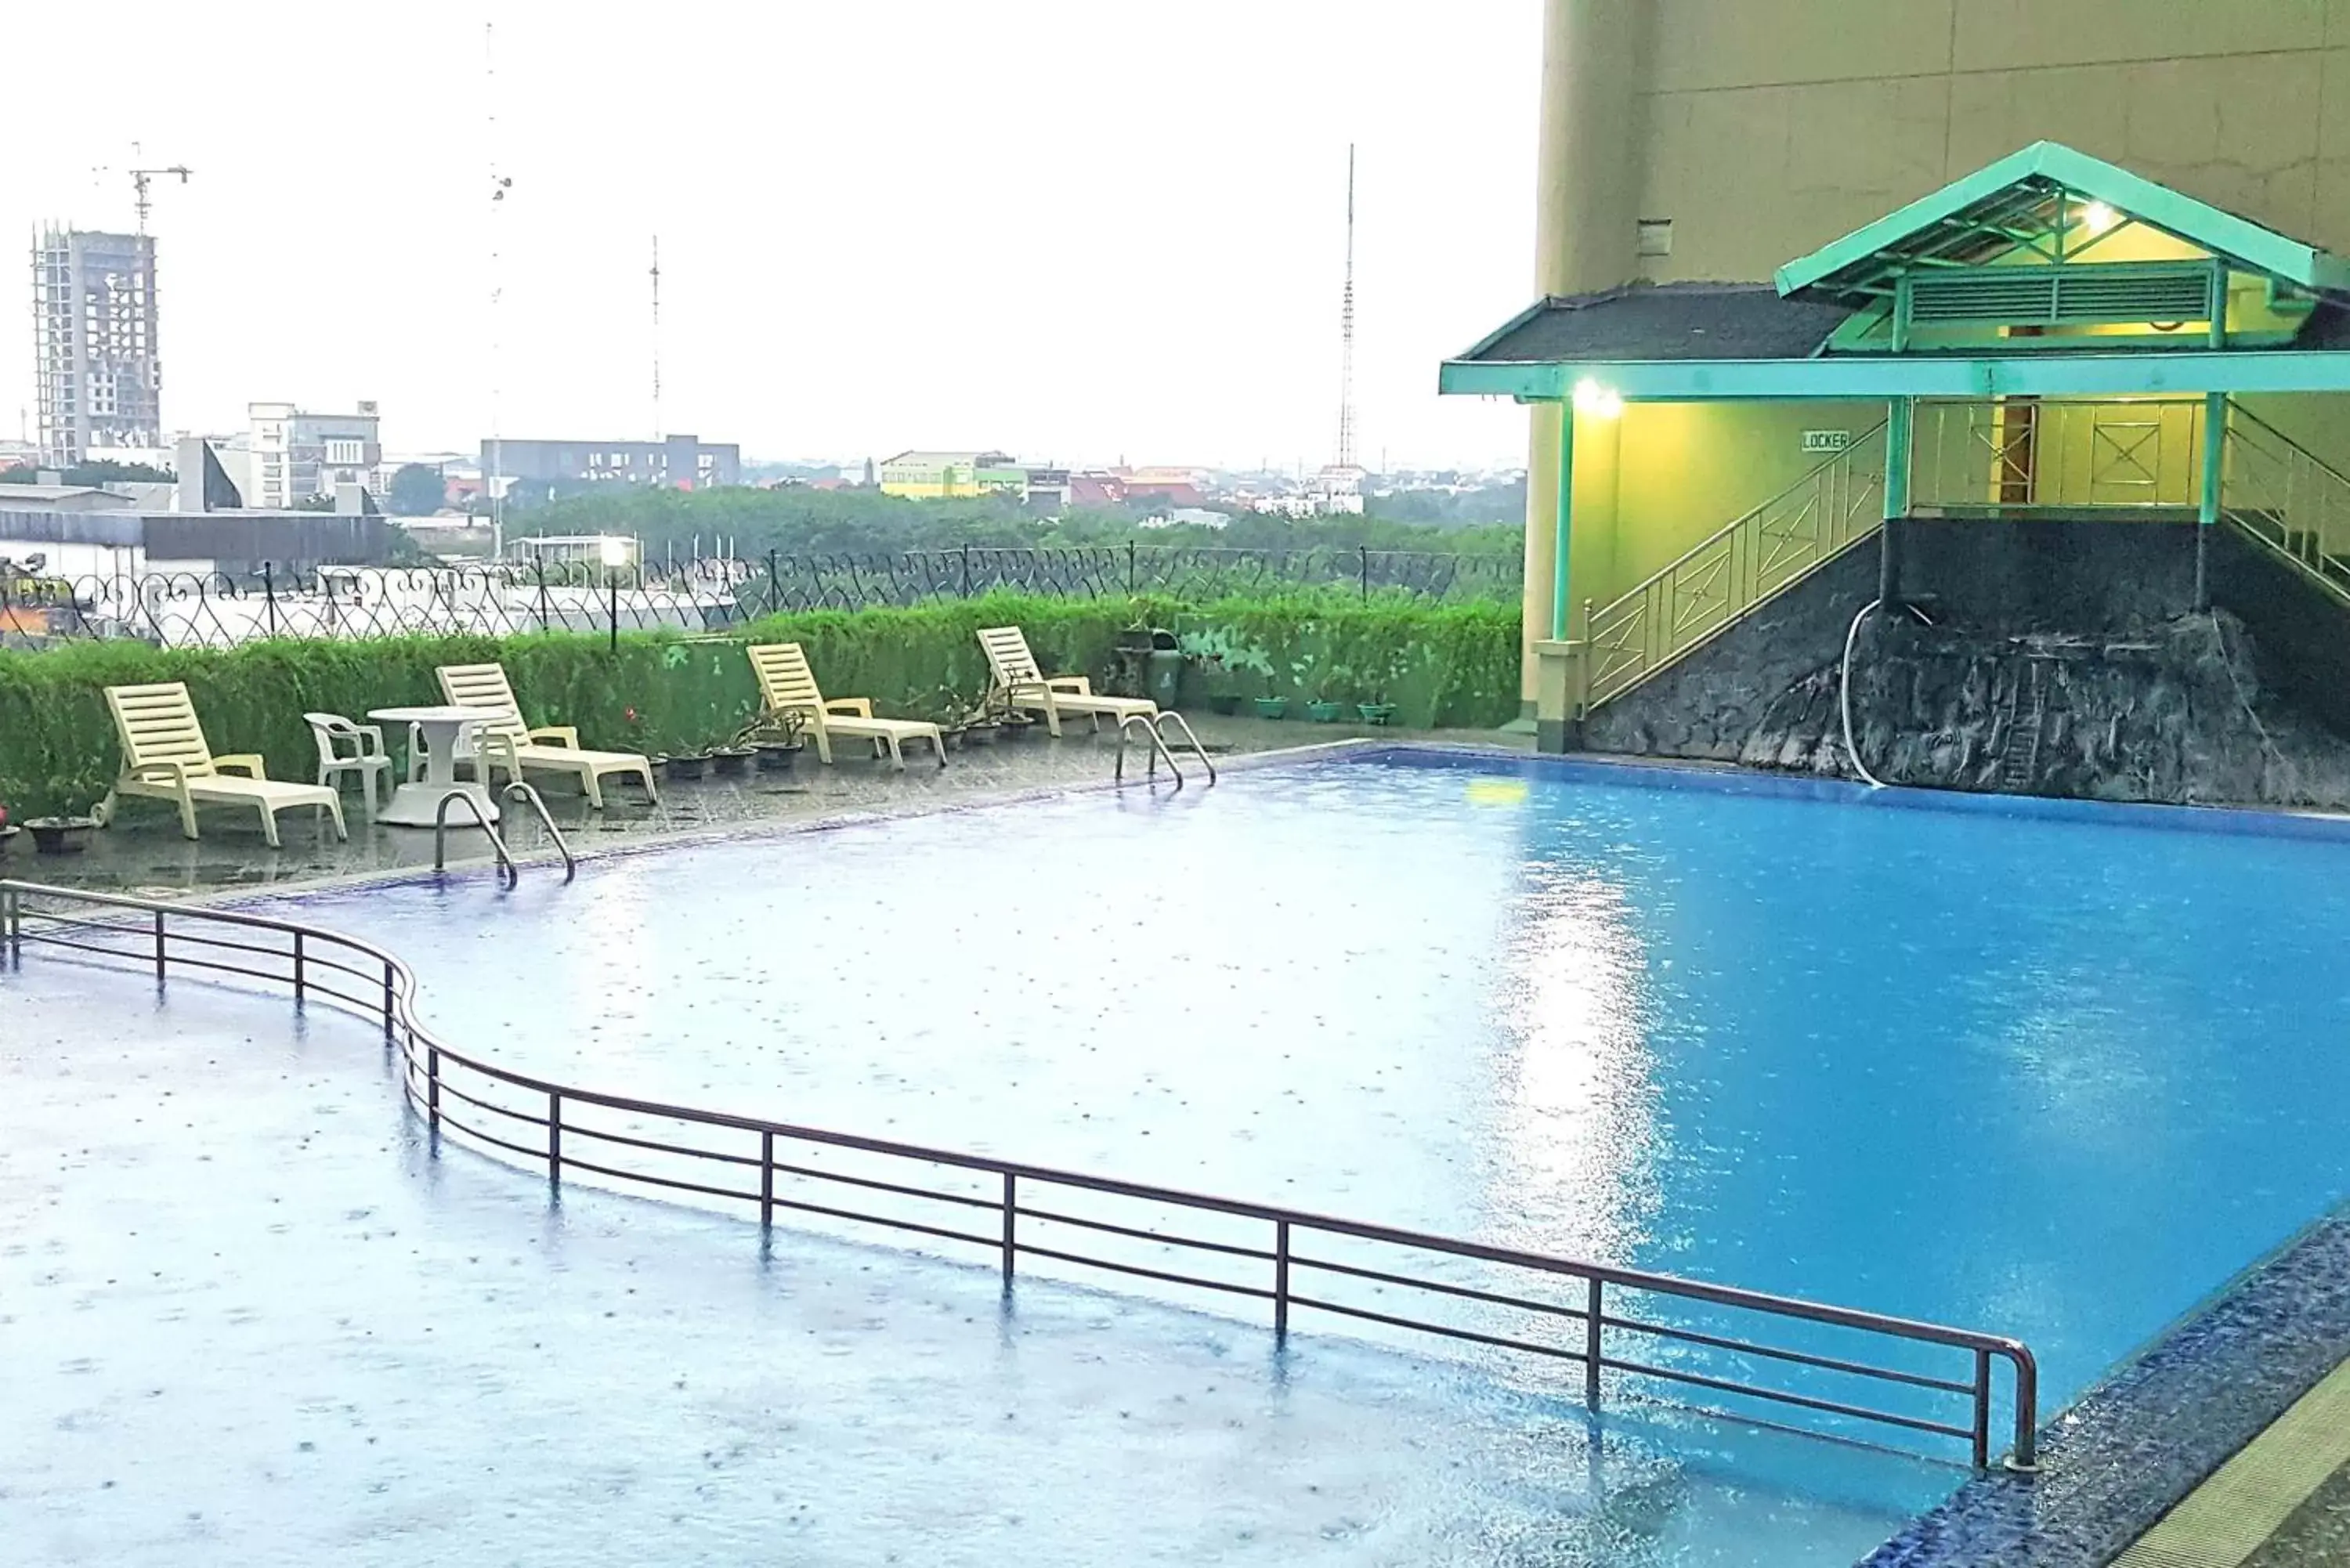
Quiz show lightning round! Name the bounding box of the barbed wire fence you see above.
[1,545,1522,651]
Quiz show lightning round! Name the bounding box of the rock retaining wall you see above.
[1582,517,2350,809]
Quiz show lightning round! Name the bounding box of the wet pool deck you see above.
[2,714,1522,901]
[2,916,1921,1567]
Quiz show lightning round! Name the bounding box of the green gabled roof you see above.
[1774,141,2350,301]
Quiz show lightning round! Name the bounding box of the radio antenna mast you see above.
[1336,143,1358,473]
[650,234,662,442]
[486,21,512,556]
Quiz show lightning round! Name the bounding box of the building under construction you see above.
[33,226,164,468]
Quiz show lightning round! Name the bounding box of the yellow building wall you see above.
[1519,0,2350,703]
[1601,403,1890,598]
[878,477,983,499]
[1635,0,2347,282]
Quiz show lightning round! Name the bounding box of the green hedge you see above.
[0,593,1520,818]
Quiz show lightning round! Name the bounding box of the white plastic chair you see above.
[304,712,392,820]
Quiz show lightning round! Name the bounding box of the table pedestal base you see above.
[378,779,501,829]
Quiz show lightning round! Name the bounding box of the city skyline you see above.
[2,0,1541,475]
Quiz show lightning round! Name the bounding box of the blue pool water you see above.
[14,749,2350,1563]
[278,753,2350,1413]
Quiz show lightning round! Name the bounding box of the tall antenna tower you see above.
[1335,143,1358,473]
[485,20,512,555]
[650,234,662,441]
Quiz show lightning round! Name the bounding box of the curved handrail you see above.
[499,781,576,882]
[0,877,2038,1472]
[433,789,515,880]
[1113,712,1184,789]
[1152,711,1217,785]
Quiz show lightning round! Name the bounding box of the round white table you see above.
[368,706,501,828]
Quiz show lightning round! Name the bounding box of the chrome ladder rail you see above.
[1114,711,1185,788]
[1152,711,1217,785]
[499,782,577,882]
[433,789,516,881]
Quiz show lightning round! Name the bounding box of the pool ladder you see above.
[433,782,577,884]
[1998,659,2047,793]
[1115,711,1217,789]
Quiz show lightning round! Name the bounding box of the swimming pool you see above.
[15,746,2350,1563]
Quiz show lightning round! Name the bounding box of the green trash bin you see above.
[1145,646,1187,709]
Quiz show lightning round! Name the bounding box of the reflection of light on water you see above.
[1489,865,1660,1266]
[1467,779,1528,807]
[569,869,655,1058]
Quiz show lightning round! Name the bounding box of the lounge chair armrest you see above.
[526,726,580,748]
[1045,676,1092,695]
[212,754,267,778]
[822,698,873,717]
[131,760,193,786]
[356,724,388,757]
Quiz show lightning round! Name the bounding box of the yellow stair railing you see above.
[2220,403,2350,609]
[1583,421,1888,709]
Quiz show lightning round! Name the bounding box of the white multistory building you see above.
[247,401,381,508]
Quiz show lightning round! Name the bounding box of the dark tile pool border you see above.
[1858,1205,2350,1568]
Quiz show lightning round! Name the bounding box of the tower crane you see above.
[127,164,192,233]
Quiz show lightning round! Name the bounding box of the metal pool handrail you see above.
[1113,711,1185,788]
[432,789,514,879]
[0,878,2038,1472]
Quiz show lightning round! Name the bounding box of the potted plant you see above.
[1251,677,1289,721]
[1356,695,1398,726]
[913,688,985,750]
[20,770,108,854]
[739,709,808,772]
[985,688,1038,741]
[1200,655,1242,716]
[0,804,17,857]
[1306,690,1346,723]
[660,748,711,781]
[949,689,1002,745]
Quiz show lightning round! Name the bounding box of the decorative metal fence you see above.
[0,877,2042,1472]
[0,545,1521,650]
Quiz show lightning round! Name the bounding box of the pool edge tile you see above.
[1858,1209,2350,1568]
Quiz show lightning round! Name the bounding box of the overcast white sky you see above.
[5,1,1540,471]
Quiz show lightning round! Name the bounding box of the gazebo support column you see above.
[2196,390,2224,610]
[1532,401,1582,754]
[1880,396,1913,609]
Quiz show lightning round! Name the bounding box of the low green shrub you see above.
[0,592,1521,817]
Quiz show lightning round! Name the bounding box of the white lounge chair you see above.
[977,625,1157,737]
[100,682,348,847]
[304,711,392,820]
[747,642,946,770]
[435,663,660,808]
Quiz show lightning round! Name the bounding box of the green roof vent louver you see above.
[1899,262,2218,337]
